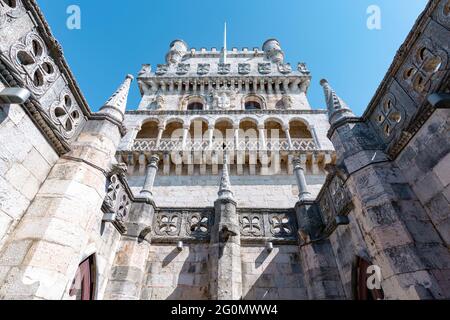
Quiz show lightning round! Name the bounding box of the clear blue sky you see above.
[37,0,428,115]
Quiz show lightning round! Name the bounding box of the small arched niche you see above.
[136,120,159,139]
[289,119,313,139]
[186,96,205,111]
[243,95,263,110]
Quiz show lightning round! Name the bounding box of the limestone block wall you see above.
[128,174,326,208]
[141,243,210,300]
[241,245,308,300]
[0,89,59,249]
[328,213,371,299]
[395,109,450,246]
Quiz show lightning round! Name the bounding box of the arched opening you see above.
[289,120,313,139]
[69,255,96,300]
[163,120,184,141]
[136,120,159,139]
[353,256,384,300]
[239,119,259,149]
[265,119,286,140]
[189,118,209,142]
[186,96,205,111]
[244,95,263,110]
[214,119,234,147]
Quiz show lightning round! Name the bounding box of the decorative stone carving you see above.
[400,37,447,99]
[329,175,352,216]
[269,214,294,237]
[176,63,190,75]
[102,174,131,234]
[9,31,58,95]
[186,212,210,237]
[319,191,333,225]
[138,64,152,77]
[218,63,231,75]
[298,62,310,75]
[436,0,450,28]
[49,89,83,139]
[374,93,403,139]
[258,63,272,74]
[197,63,210,75]
[156,64,168,75]
[154,212,181,236]
[278,63,292,74]
[153,94,165,110]
[210,87,237,110]
[276,95,293,109]
[0,0,25,27]
[240,215,263,237]
[238,63,251,75]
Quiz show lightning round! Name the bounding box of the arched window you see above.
[245,101,261,110]
[187,102,204,111]
[69,255,96,300]
[353,256,384,300]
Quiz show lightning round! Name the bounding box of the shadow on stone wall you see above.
[242,245,308,300]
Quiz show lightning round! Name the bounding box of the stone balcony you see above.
[132,138,317,152]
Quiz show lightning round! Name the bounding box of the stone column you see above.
[258,124,266,151]
[284,125,294,150]
[233,125,239,150]
[140,155,160,199]
[208,124,215,150]
[182,124,190,150]
[156,125,165,148]
[0,75,134,300]
[105,155,159,300]
[293,156,311,200]
[209,153,242,300]
[309,125,321,149]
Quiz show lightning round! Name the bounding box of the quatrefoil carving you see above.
[50,90,82,139]
[9,31,58,95]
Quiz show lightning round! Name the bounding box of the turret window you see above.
[245,101,261,110]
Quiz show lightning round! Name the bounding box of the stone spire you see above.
[320,79,355,125]
[100,74,134,122]
[218,151,234,200]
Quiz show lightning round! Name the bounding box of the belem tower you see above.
[0,0,449,300]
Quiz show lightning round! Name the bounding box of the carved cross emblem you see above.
[155,64,168,75]
[218,63,231,74]
[238,63,251,74]
[155,213,181,236]
[176,63,190,75]
[269,214,293,237]
[278,63,292,74]
[258,63,272,74]
[240,215,263,237]
[197,63,210,75]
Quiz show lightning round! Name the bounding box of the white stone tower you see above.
[118,39,335,208]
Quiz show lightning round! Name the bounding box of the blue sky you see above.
[37,0,428,115]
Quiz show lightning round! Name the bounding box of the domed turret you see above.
[262,39,284,64]
[165,40,188,64]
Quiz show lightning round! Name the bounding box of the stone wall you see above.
[0,82,59,249]
[241,245,308,300]
[129,174,325,208]
[141,243,210,300]
[396,109,450,247]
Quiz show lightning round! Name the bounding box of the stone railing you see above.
[132,138,317,152]
[151,208,298,243]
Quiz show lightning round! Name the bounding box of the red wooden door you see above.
[69,256,95,300]
[354,256,384,300]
